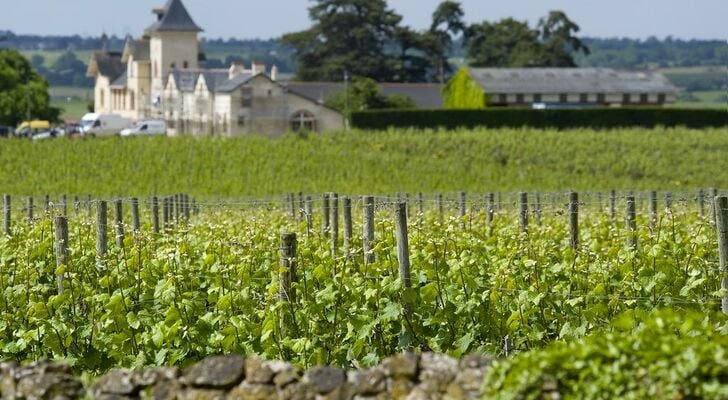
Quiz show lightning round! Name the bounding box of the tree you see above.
[537,11,590,67]
[325,77,416,116]
[0,49,60,126]
[465,11,590,67]
[281,0,403,81]
[429,1,466,82]
[466,18,544,67]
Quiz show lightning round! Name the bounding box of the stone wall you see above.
[0,352,493,399]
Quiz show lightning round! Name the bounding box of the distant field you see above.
[0,127,727,196]
[20,50,93,68]
[52,98,90,121]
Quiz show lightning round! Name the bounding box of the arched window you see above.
[290,110,316,132]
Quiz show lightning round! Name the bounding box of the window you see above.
[267,89,273,97]
[623,94,631,104]
[290,110,316,132]
[559,93,568,103]
[657,93,666,104]
[579,93,588,103]
[640,93,648,104]
[597,93,606,104]
[533,94,542,103]
[130,91,135,110]
[171,62,176,69]
[498,94,507,103]
[183,61,189,69]
[237,115,246,126]
[241,87,253,107]
[515,94,524,104]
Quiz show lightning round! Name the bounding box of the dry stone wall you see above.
[0,352,493,400]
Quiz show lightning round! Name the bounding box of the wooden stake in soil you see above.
[649,191,658,229]
[487,193,495,232]
[535,192,542,225]
[131,197,141,233]
[152,196,160,234]
[54,215,69,294]
[97,201,108,261]
[322,193,330,237]
[343,196,352,256]
[698,189,706,218]
[305,196,313,236]
[279,233,297,304]
[626,195,638,250]
[437,194,444,215]
[459,191,466,218]
[417,192,424,215]
[363,196,375,264]
[609,190,617,222]
[395,201,411,288]
[330,193,339,256]
[569,192,579,250]
[114,199,124,248]
[27,196,33,224]
[519,192,529,233]
[714,196,728,314]
[3,194,10,236]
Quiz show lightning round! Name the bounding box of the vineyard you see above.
[0,190,726,384]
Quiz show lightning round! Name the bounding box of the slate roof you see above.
[122,38,150,63]
[216,73,255,92]
[87,51,124,80]
[468,68,677,94]
[284,82,444,108]
[146,0,202,33]
[169,70,254,93]
[110,71,128,88]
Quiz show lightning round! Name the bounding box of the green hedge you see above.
[350,107,728,130]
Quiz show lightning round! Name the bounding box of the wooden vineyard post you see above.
[395,201,413,345]
[322,193,330,237]
[535,192,542,226]
[569,192,579,250]
[305,196,313,236]
[711,188,718,225]
[27,196,33,224]
[152,196,160,234]
[437,194,444,216]
[61,194,68,216]
[665,192,672,213]
[289,192,296,219]
[343,197,352,256]
[114,199,124,248]
[609,190,617,222]
[330,193,339,257]
[3,194,10,236]
[487,192,495,234]
[131,197,141,234]
[97,201,108,263]
[417,192,424,215]
[698,189,706,218]
[405,193,411,219]
[497,192,503,211]
[162,197,170,231]
[519,192,528,233]
[626,195,637,250]
[279,232,297,336]
[298,192,304,222]
[44,194,50,215]
[87,194,92,215]
[459,192,466,218]
[363,196,375,265]
[279,233,297,304]
[714,196,728,314]
[183,194,190,222]
[54,215,69,294]
[649,191,658,229]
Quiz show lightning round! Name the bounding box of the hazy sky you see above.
[1,0,726,40]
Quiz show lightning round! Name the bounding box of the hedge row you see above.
[350,107,728,130]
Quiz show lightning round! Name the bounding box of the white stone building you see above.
[87,0,343,136]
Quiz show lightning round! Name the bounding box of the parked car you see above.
[80,113,133,137]
[0,126,12,138]
[120,120,167,137]
[31,127,66,141]
[15,120,50,137]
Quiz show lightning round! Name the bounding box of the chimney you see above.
[251,61,266,76]
[271,65,279,81]
[229,62,244,79]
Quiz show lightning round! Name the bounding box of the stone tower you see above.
[146,0,202,114]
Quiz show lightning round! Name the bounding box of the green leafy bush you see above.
[351,108,728,130]
[482,309,728,400]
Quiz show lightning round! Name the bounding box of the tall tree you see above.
[0,49,59,126]
[281,0,403,81]
[537,11,590,67]
[429,1,466,82]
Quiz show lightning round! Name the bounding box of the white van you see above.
[120,120,167,137]
[80,113,133,137]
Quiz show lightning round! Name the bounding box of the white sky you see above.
[1,0,726,40]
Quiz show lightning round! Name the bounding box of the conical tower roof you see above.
[146,0,203,33]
